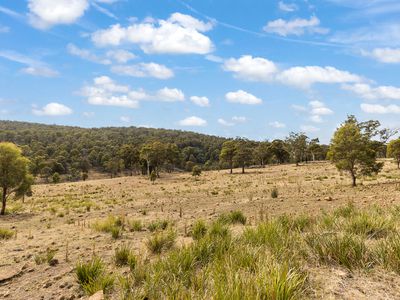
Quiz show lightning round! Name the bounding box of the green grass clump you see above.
[76,257,114,295]
[0,228,14,240]
[191,220,207,240]
[114,244,136,268]
[128,220,143,232]
[146,230,176,254]
[334,202,356,218]
[92,215,124,239]
[345,213,394,239]
[34,248,57,265]
[147,219,170,232]
[306,232,370,270]
[375,234,400,274]
[217,210,247,225]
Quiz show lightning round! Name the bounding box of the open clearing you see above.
[1,161,400,299]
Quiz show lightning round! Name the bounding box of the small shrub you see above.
[191,220,207,240]
[0,228,14,240]
[271,187,278,198]
[146,230,176,254]
[192,165,202,177]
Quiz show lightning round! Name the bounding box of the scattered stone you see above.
[89,290,104,300]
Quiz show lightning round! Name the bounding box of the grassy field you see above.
[2,161,400,299]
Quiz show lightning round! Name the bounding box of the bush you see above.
[146,230,176,254]
[191,220,207,240]
[52,172,60,184]
[192,165,202,177]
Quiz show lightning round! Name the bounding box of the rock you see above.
[49,258,59,266]
[0,266,23,284]
[325,196,333,201]
[89,291,104,300]
[43,281,52,288]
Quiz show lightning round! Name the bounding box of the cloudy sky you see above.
[1,0,400,142]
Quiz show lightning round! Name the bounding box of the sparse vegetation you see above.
[146,230,177,254]
[0,228,14,239]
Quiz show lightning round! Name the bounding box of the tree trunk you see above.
[1,187,7,215]
[230,161,233,174]
[242,165,245,174]
[351,173,357,187]
[397,159,400,169]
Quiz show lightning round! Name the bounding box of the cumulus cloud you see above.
[190,96,210,107]
[155,87,185,102]
[218,118,234,126]
[179,116,207,126]
[111,62,174,79]
[28,0,89,29]
[361,103,400,114]
[343,83,400,100]
[269,121,286,128]
[263,16,328,36]
[278,1,298,12]
[223,55,278,82]
[225,90,263,105]
[277,66,362,89]
[363,48,400,63]
[292,101,333,123]
[92,12,214,54]
[120,116,131,122]
[32,102,73,116]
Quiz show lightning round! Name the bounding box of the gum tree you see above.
[0,143,32,215]
[327,117,383,187]
[387,139,400,169]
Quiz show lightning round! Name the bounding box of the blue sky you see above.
[1,0,400,143]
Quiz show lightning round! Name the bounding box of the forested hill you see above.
[0,120,227,180]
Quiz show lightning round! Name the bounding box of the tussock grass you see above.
[128,220,143,232]
[191,219,207,240]
[217,210,247,225]
[114,244,136,267]
[147,219,170,232]
[92,215,124,239]
[0,228,14,240]
[146,230,176,254]
[345,212,394,239]
[75,257,114,295]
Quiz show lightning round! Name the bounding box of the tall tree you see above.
[286,132,309,165]
[0,143,32,215]
[327,117,383,187]
[234,139,253,174]
[220,140,236,174]
[119,144,139,175]
[387,139,400,169]
[253,141,272,167]
[269,140,290,164]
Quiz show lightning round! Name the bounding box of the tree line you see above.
[0,121,328,182]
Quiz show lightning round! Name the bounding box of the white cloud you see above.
[67,43,111,65]
[263,16,328,36]
[111,62,174,79]
[28,0,89,29]
[363,48,400,64]
[269,121,286,128]
[120,116,131,122]
[218,116,247,127]
[205,54,223,63]
[300,125,320,133]
[309,100,333,116]
[278,66,362,89]
[21,66,59,77]
[190,96,210,107]
[218,118,234,126]
[278,1,298,12]
[223,55,278,82]
[106,49,136,63]
[32,102,73,116]
[225,90,263,105]
[81,76,185,108]
[232,116,246,123]
[179,116,207,127]
[361,103,400,114]
[343,83,400,100]
[0,50,59,77]
[92,12,214,54]
[83,111,94,117]
[291,104,307,112]
[155,87,184,102]
[81,76,140,108]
